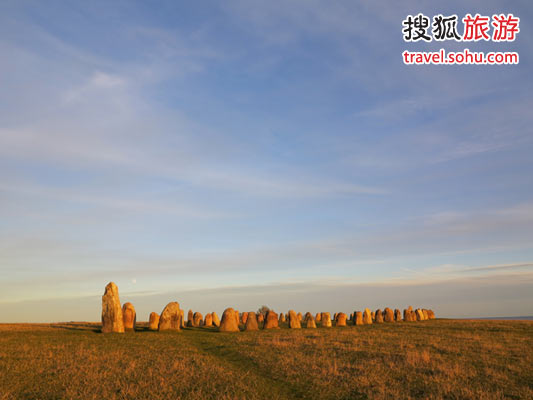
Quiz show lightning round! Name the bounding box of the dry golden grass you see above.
[0,319,531,399]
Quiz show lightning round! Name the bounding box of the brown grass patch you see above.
[0,320,532,399]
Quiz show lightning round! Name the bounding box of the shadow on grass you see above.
[50,322,101,333]
[48,320,440,335]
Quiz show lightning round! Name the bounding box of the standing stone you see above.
[406,306,415,321]
[158,302,182,331]
[257,313,264,324]
[403,306,415,322]
[288,310,301,328]
[315,313,322,322]
[333,313,338,321]
[279,313,286,323]
[321,312,332,327]
[305,314,316,328]
[187,310,194,327]
[219,308,240,332]
[204,313,213,327]
[371,311,376,321]
[394,309,402,321]
[336,312,347,327]
[101,282,124,333]
[383,307,394,322]
[264,310,279,329]
[212,312,220,327]
[148,312,159,331]
[375,309,384,323]
[180,309,185,328]
[122,302,136,331]
[363,308,373,324]
[242,312,249,324]
[427,309,436,319]
[354,311,364,325]
[422,309,429,320]
[416,309,425,321]
[245,311,259,331]
[297,312,303,322]
[235,310,240,325]
[193,312,203,327]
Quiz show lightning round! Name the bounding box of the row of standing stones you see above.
[102,282,436,333]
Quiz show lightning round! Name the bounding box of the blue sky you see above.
[1,1,532,322]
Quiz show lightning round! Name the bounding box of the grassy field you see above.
[0,319,532,399]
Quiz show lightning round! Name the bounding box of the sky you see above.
[1,1,532,322]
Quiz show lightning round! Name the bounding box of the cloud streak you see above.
[0,1,531,320]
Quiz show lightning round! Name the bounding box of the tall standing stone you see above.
[193,312,203,327]
[279,313,286,323]
[122,302,136,331]
[180,309,185,328]
[264,310,279,329]
[305,314,316,328]
[321,312,332,327]
[383,308,394,322]
[219,308,240,332]
[375,309,384,323]
[245,311,259,331]
[354,311,364,325]
[405,306,415,322]
[204,313,213,327]
[242,312,249,324]
[101,282,124,333]
[394,309,402,321]
[315,313,322,322]
[149,312,160,330]
[336,312,347,327]
[288,310,301,328]
[187,310,194,327]
[427,309,436,319]
[363,308,373,324]
[158,302,182,331]
[212,312,220,327]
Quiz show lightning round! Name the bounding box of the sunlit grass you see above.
[0,319,532,399]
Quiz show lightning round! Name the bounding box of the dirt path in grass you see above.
[183,329,308,399]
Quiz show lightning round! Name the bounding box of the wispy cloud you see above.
[0,181,231,219]
[0,1,531,321]
[0,32,385,200]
